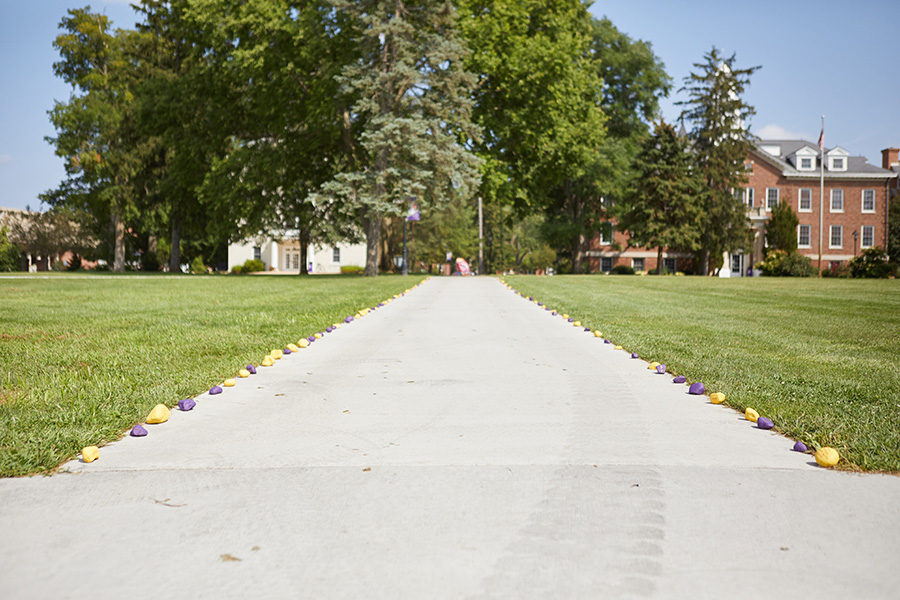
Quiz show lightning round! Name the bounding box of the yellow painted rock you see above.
[334,323,342,329]
[562,314,570,319]
[593,330,603,338]
[710,392,726,404]
[238,369,250,378]
[815,447,840,467]
[314,333,323,339]
[647,362,660,370]
[298,339,310,348]
[745,407,759,422]
[614,345,623,350]
[287,343,300,352]
[223,379,236,387]
[573,321,581,327]
[146,403,170,424]
[82,446,99,463]
[271,349,283,360]
[261,355,275,367]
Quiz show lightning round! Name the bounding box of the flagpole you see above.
[818,115,825,276]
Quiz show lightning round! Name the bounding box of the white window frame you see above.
[861,225,874,248]
[829,225,843,249]
[745,187,755,207]
[800,157,813,170]
[600,257,613,273]
[798,188,812,212]
[332,247,341,263]
[598,223,614,245]
[631,257,645,272]
[830,189,844,213]
[830,157,845,171]
[862,189,876,214]
[798,224,811,248]
[766,187,779,211]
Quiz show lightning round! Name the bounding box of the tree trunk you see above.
[112,212,125,272]
[700,248,710,276]
[299,229,309,275]
[169,215,181,273]
[657,246,664,275]
[572,232,585,274]
[363,211,380,277]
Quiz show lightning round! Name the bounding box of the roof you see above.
[752,139,896,180]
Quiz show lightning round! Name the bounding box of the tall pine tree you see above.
[677,47,759,275]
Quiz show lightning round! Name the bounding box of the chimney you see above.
[882,148,900,170]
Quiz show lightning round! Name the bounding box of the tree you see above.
[677,47,759,275]
[617,121,703,274]
[0,226,22,272]
[321,0,482,276]
[407,197,478,270]
[45,9,146,272]
[765,196,799,254]
[888,195,900,271]
[6,208,94,268]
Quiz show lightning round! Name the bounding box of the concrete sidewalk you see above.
[1,276,898,599]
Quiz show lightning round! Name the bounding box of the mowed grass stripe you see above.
[505,275,900,473]
[0,275,424,477]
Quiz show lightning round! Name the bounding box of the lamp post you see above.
[852,229,858,258]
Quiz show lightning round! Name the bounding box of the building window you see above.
[745,187,755,207]
[632,258,645,272]
[861,225,874,248]
[830,189,843,212]
[799,188,812,212]
[332,247,341,263]
[831,157,844,170]
[830,225,843,249]
[664,258,677,273]
[862,189,875,213]
[766,188,779,210]
[598,222,614,245]
[800,157,812,169]
[253,246,261,261]
[798,225,811,248]
[731,253,743,274]
[600,257,613,273]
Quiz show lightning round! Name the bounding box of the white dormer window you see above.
[831,157,844,170]
[794,146,818,171]
[827,146,849,171]
[800,157,813,169]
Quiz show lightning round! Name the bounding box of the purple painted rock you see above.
[326,326,334,333]
[688,382,705,395]
[656,364,667,374]
[283,348,292,355]
[209,386,223,395]
[178,398,196,411]
[344,316,354,323]
[378,303,385,307]
[537,302,543,306]
[130,424,148,437]
[551,311,558,316]
[528,296,534,301]
[246,365,257,375]
[757,417,775,430]
[793,441,808,453]
[631,353,639,359]
[604,339,611,344]
[567,318,575,323]
[308,336,316,343]
[673,375,686,384]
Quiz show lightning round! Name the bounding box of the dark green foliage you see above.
[0,227,22,272]
[241,259,265,273]
[822,263,852,278]
[849,247,891,278]
[677,48,759,274]
[765,198,799,253]
[888,195,900,268]
[756,250,816,277]
[610,265,635,275]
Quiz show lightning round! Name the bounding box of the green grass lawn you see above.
[505,275,900,473]
[0,274,424,477]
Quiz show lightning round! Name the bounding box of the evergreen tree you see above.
[618,121,703,274]
[765,197,799,254]
[677,47,759,275]
[320,0,482,276]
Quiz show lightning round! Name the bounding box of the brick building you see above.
[586,140,897,275]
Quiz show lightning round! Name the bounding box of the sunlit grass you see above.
[0,274,424,477]
[505,275,900,472]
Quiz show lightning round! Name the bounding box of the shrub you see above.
[849,247,891,279]
[66,253,82,271]
[231,265,243,275]
[141,251,161,272]
[756,250,816,277]
[340,265,364,274]
[0,227,22,272]
[822,263,851,278]
[241,259,265,273]
[611,265,635,275]
[189,256,207,274]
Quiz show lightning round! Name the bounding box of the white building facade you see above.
[228,234,366,274]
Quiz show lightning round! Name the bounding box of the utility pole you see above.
[478,196,484,275]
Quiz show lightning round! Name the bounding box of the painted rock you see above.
[648,362,660,370]
[614,345,623,350]
[656,364,667,374]
[745,407,759,422]
[246,365,257,375]
[209,386,223,395]
[551,311,558,316]
[326,327,334,333]
[81,446,99,463]
[573,321,581,327]
[562,314,570,319]
[271,349,283,359]
[593,330,603,338]
[815,447,840,467]
[538,302,543,306]
[178,398,196,411]
[604,339,612,344]
[757,417,774,430]
[584,327,591,332]
[344,316,354,323]
[688,382,705,395]
[239,369,250,378]
[673,375,686,383]
[298,339,310,348]
[793,441,808,453]
[223,379,236,387]
[710,392,725,404]
[283,348,292,355]
[307,336,316,343]
[314,333,323,339]
[567,318,575,323]
[288,343,299,352]
[261,356,274,367]
[147,404,170,423]
[631,353,639,359]
[130,424,148,437]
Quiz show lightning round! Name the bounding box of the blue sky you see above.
[1,0,898,211]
